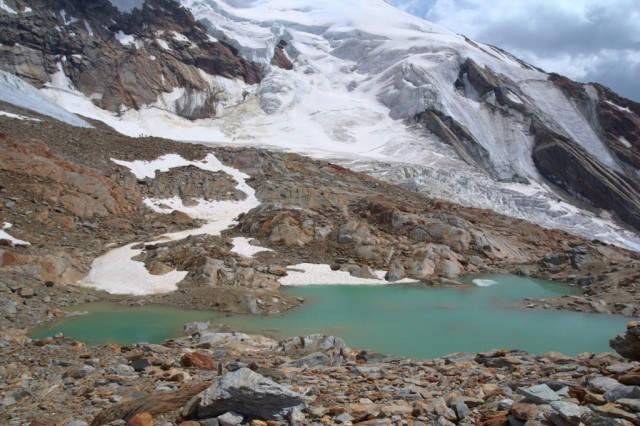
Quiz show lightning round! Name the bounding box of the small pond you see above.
[28,303,218,346]
[29,275,628,358]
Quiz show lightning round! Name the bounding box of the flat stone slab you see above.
[517,384,561,404]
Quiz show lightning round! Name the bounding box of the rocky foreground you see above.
[1,104,640,425]
[4,323,640,426]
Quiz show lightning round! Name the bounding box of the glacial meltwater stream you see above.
[29,275,628,358]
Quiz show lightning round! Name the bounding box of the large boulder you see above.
[610,322,640,361]
[337,220,372,244]
[407,244,463,279]
[197,368,305,420]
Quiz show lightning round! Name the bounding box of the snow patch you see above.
[60,10,78,26]
[0,110,41,121]
[115,30,135,46]
[83,20,94,36]
[0,222,30,246]
[231,237,273,258]
[618,136,632,148]
[606,100,632,114]
[79,153,260,295]
[78,243,188,295]
[473,279,497,287]
[505,91,523,104]
[279,263,419,286]
[0,0,17,14]
[155,38,171,50]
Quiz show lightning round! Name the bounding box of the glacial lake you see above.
[29,275,629,358]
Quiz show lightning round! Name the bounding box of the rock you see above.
[510,402,538,421]
[69,365,95,379]
[385,261,405,282]
[131,358,152,372]
[335,412,354,423]
[348,265,378,280]
[114,364,136,375]
[453,401,470,420]
[618,373,640,386]
[17,286,34,298]
[181,352,216,371]
[547,401,584,425]
[617,398,640,413]
[0,297,17,318]
[281,352,331,368]
[603,386,640,403]
[517,384,561,404]
[589,403,640,424]
[611,322,640,361]
[197,368,305,420]
[337,220,371,244]
[144,344,171,354]
[444,352,475,364]
[590,377,623,394]
[217,411,243,426]
[581,411,631,425]
[126,413,154,426]
[184,322,212,335]
[571,246,592,270]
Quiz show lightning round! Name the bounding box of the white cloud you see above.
[389,0,640,101]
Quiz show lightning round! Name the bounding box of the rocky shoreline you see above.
[1,105,640,424]
[4,322,640,426]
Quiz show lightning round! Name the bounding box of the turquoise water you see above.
[28,303,218,346]
[29,275,629,357]
[217,275,628,358]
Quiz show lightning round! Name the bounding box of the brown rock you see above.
[91,383,208,426]
[619,374,640,386]
[126,412,154,426]
[181,352,216,371]
[510,402,538,421]
[478,412,509,426]
[589,403,640,423]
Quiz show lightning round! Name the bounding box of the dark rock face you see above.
[271,40,293,70]
[0,0,262,119]
[432,58,640,232]
[611,322,640,361]
[418,108,493,176]
[531,118,640,231]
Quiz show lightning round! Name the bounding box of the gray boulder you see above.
[517,384,561,404]
[198,368,305,420]
[282,352,331,368]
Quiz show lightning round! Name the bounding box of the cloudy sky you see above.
[389,0,640,102]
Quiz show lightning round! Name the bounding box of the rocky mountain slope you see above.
[1,0,638,250]
[1,98,640,425]
[2,1,640,425]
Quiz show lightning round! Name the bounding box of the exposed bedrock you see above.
[0,0,262,119]
[531,119,640,231]
[417,108,494,176]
